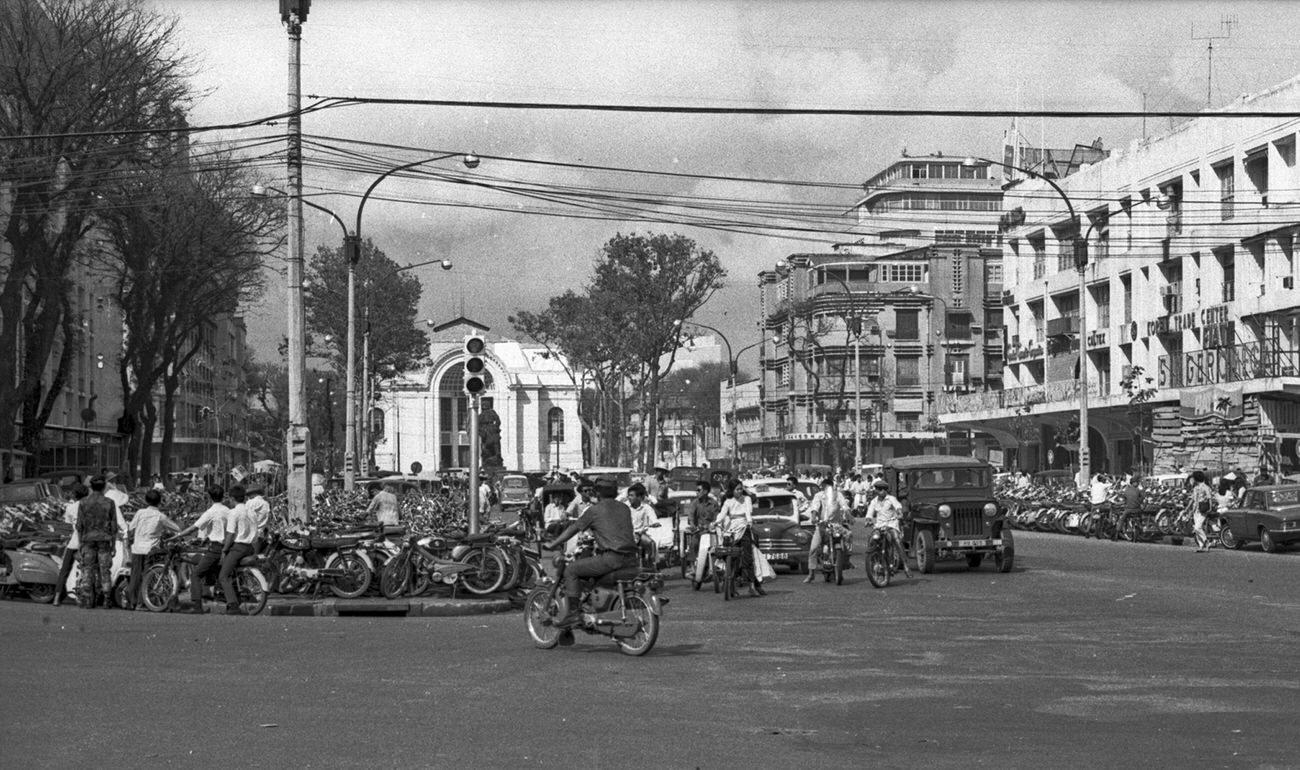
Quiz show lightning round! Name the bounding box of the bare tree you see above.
[0,0,191,472]
[96,151,277,484]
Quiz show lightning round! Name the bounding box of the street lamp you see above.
[674,320,762,471]
[349,152,477,482]
[963,155,1089,486]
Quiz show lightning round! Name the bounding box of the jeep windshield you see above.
[909,467,991,491]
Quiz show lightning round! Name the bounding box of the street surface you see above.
[2,530,1298,769]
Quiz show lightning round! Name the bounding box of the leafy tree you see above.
[658,360,740,464]
[304,239,428,381]
[1120,364,1158,473]
[246,358,289,462]
[0,0,191,473]
[589,233,726,469]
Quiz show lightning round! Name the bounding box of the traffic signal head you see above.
[463,335,487,395]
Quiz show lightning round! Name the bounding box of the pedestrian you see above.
[1188,470,1215,552]
[1086,473,1110,539]
[125,489,179,610]
[1253,466,1274,486]
[715,483,764,596]
[478,475,492,518]
[645,469,668,504]
[543,492,569,539]
[245,484,272,551]
[173,485,230,614]
[366,482,400,528]
[1113,473,1144,542]
[104,473,130,511]
[219,485,258,615]
[53,483,90,606]
[75,476,121,608]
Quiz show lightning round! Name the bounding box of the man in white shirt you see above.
[1085,474,1112,539]
[625,483,661,567]
[125,489,180,610]
[803,478,850,583]
[219,485,259,615]
[173,486,230,614]
[245,485,272,550]
[865,478,912,579]
[478,476,493,519]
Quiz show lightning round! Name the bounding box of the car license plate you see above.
[956,539,988,548]
[767,552,788,560]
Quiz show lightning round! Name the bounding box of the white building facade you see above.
[371,319,583,474]
[941,76,1300,476]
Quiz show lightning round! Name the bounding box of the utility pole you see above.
[281,0,311,523]
[1192,16,1238,108]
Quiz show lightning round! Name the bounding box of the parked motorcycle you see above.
[523,553,665,656]
[1,536,62,604]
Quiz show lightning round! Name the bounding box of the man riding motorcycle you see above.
[865,478,912,579]
[544,479,638,629]
[625,483,660,567]
[803,478,850,584]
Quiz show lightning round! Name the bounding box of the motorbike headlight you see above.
[938,504,952,519]
[984,503,998,517]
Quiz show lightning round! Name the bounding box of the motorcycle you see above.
[1,535,63,604]
[379,534,479,599]
[865,522,907,588]
[816,521,851,585]
[523,552,666,656]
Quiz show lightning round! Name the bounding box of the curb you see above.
[177,595,516,618]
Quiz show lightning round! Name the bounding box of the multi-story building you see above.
[849,151,1005,250]
[755,244,1004,469]
[372,318,582,474]
[159,313,251,475]
[941,75,1300,476]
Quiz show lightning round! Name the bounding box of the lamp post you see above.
[674,320,762,471]
[964,155,1088,485]
[347,151,477,487]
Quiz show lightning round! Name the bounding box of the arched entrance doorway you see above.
[437,364,494,470]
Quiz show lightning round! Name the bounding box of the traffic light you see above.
[463,335,487,395]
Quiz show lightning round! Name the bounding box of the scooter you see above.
[64,538,132,608]
[1,536,63,603]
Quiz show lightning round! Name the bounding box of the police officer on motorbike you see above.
[544,478,638,629]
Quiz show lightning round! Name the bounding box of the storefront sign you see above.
[1179,383,1244,422]
[1086,330,1107,348]
[1146,303,1230,337]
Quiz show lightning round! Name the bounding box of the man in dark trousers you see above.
[1113,473,1145,542]
[544,479,637,629]
[75,476,120,608]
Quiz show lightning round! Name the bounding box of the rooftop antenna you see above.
[1192,15,1238,108]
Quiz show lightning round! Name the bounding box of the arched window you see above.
[369,407,385,437]
[547,407,564,443]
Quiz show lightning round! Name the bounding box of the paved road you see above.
[2,531,1297,769]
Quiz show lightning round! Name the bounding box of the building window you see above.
[369,407,384,437]
[547,407,564,444]
[946,355,969,387]
[1215,160,1235,221]
[877,263,926,283]
[897,357,920,387]
[895,310,919,340]
[946,312,972,340]
[1030,233,1046,279]
[984,261,1003,285]
[1218,249,1235,303]
[1094,285,1111,329]
[1244,147,1268,206]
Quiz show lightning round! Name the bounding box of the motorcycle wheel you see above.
[498,547,524,592]
[866,546,890,589]
[140,565,178,612]
[1219,525,1243,550]
[409,557,432,597]
[379,553,410,600]
[524,589,563,650]
[27,582,56,604]
[518,557,543,591]
[326,553,372,599]
[613,593,659,657]
[237,567,269,616]
[833,549,845,586]
[680,550,691,580]
[712,561,722,594]
[113,578,132,609]
[259,555,282,597]
[458,548,508,595]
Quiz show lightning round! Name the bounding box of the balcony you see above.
[1046,317,1078,338]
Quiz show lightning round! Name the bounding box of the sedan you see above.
[1221,485,1300,552]
[748,490,813,573]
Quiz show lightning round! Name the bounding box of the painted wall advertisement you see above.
[1178,383,1244,423]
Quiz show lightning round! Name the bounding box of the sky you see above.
[150,0,1300,370]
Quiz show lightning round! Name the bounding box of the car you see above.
[1143,473,1188,489]
[1221,484,1300,553]
[498,474,533,511]
[40,469,89,496]
[1032,469,1076,488]
[577,467,635,495]
[882,454,1012,574]
[748,489,813,574]
[0,479,64,508]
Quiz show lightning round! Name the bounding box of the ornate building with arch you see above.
[370,318,583,474]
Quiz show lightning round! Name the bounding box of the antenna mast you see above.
[1192,15,1238,108]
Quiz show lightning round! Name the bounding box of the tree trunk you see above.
[137,400,158,488]
[159,373,180,479]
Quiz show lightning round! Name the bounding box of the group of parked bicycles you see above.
[997,481,1230,546]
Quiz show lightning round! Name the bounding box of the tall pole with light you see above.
[964,156,1087,485]
[675,320,762,471]
[349,151,478,484]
